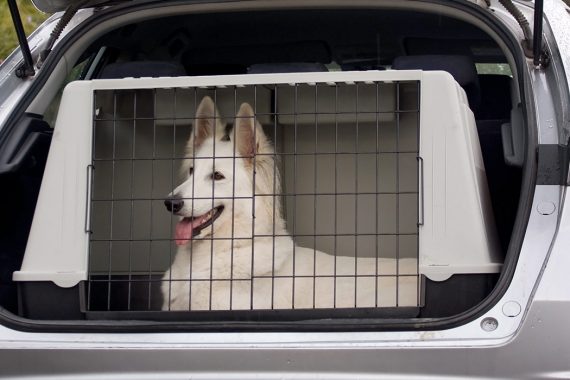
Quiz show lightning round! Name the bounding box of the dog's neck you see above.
[179,218,292,278]
[186,217,289,251]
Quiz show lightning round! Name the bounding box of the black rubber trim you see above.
[0,114,51,175]
[537,144,570,185]
[0,0,537,333]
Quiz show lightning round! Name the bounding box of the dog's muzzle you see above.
[164,197,184,214]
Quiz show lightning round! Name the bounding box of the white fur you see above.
[162,97,417,311]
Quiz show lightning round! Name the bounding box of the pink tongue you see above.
[175,219,193,246]
[175,215,208,246]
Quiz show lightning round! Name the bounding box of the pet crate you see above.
[13,71,501,320]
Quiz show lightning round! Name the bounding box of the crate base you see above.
[16,274,497,321]
[420,273,499,318]
[18,281,85,320]
[86,306,421,321]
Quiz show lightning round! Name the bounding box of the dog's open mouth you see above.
[175,206,224,246]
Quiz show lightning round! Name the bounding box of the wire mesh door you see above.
[87,78,421,318]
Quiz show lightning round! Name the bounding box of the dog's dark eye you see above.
[189,167,194,176]
[212,171,225,181]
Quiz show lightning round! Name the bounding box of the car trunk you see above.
[0,4,528,329]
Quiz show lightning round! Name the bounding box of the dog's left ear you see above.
[234,103,268,159]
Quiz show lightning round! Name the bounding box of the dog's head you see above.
[165,96,279,245]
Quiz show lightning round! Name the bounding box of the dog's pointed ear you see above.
[234,102,267,159]
[191,96,225,148]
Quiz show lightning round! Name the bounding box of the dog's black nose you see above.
[164,197,184,213]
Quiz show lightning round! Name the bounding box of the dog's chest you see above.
[169,240,287,280]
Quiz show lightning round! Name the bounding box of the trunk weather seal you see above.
[0,0,538,333]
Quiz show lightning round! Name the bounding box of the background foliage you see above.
[0,0,49,60]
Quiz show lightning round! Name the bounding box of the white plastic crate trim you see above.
[13,70,501,288]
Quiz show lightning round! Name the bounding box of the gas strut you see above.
[7,0,36,78]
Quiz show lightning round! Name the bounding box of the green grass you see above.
[0,0,49,60]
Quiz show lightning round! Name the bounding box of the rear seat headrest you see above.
[98,61,187,79]
[392,55,480,112]
[247,63,328,74]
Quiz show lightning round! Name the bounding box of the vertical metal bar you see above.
[333,83,338,308]
[7,0,35,78]
[292,83,298,308]
[168,88,177,311]
[395,82,401,307]
[416,80,422,307]
[107,90,118,311]
[354,83,359,308]
[87,92,97,311]
[250,85,258,310]
[312,83,318,309]
[374,82,380,307]
[230,87,237,310]
[188,88,198,310]
[210,90,217,311]
[271,84,278,310]
[127,90,137,311]
[147,88,157,310]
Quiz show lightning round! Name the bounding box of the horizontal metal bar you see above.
[92,151,419,161]
[87,274,420,282]
[93,109,420,122]
[90,233,418,243]
[91,192,419,202]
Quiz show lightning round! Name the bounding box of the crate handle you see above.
[417,156,424,226]
[85,164,94,233]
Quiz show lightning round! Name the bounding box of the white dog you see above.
[162,96,417,311]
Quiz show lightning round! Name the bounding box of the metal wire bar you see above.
[188,87,198,310]
[375,82,380,307]
[89,273,420,283]
[147,88,157,310]
[106,91,118,311]
[230,86,237,310]
[93,109,419,122]
[271,85,278,310]
[209,91,218,311]
[333,84,339,308]
[92,191,419,202]
[91,232,418,242]
[312,84,318,309]
[395,82,401,307]
[292,83,298,309]
[354,83,359,308]
[416,81,422,306]
[87,92,97,311]
[167,88,177,310]
[93,150,420,160]
[127,90,137,311]
[250,86,258,310]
